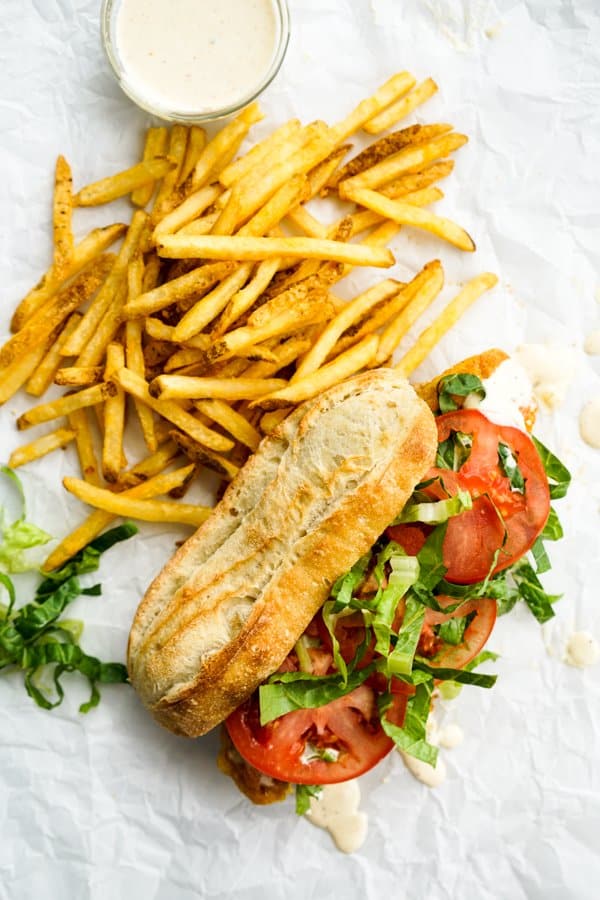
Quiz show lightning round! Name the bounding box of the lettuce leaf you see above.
[0,466,51,573]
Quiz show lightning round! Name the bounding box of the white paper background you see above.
[1,1,600,898]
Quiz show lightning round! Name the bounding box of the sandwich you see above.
[127,352,568,806]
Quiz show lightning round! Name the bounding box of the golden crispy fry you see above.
[191,103,263,191]
[151,124,189,219]
[153,183,222,240]
[164,347,206,372]
[42,463,197,571]
[177,211,220,236]
[157,234,394,268]
[75,280,128,368]
[125,257,157,452]
[117,440,180,487]
[169,430,240,480]
[330,71,417,143]
[0,256,113,370]
[344,186,475,252]
[123,260,235,319]
[286,205,328,238]
[0,343,50,405]
[8,427,76,468]
[219,118,301,188]
[25,312,82,398]
[339,133,468,196]
[61,211,148,357]
[131,126,169,206]
[327,282,414,358]
[68,407,102,486]
[253,334,379,410]
[194,399,261,451]
[259,408,290,433]
[102,342,127,482]
[294,280,402,379]
[144,318,210,349]
[363,78,439,135]
[307,145,350,196]
[75,158,174,207]
[395,273,499,376]
[172,264,252,341]
[345,186,444,237]
[178,125,207,186]
[380,160,455,199]
[53,155,74,276]
[375,260,445,364]
[150,375,287,401]
[54,366,104,387]
[112,367,234,453]
[214,258,280,336]
[10,223,126,333]
[63,476,210,526]
[239,174,311,238]
[17,382,117,430]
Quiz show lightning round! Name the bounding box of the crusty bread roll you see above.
[127,369,437,737]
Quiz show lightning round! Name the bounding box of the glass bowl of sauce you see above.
[101,0,290,122]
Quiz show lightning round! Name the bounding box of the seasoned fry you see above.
[380,160,455,199]
[191,102,263,191]
[178,125,207,186]
[17,382,117,430]
[215,258,280,336]
[0,343,51,406]
[8,427,76,468]
[339,132,468,196]
[375,260,445,364]
[75,280,128,367]
[164,347,206,372]
[157,234,394,268]
[170,430,240,481]
[194,399,261,451]
[330,71,417,143]
[131,126,169,206]
[151,124,189,218]
[252,334,379,410]
[68,407,102,486]
[55,366,104,387]
[117,440,180,487]
[286,205,328,238]
[112,367,234,453]
[150,375,287,401]
[153,183,222,240]
[345,186,444,237]
[102,342,127,482]
[42,463,198,571]
[363,77,439,135]
[394,273,499,376]
[25,312,82,398]
[259,408,290,433]
[344,186,475,252]
[219,118,301,188]
[53,155,74,276]
[123,260,235,319]
[178,211,220,236]
[125,256,157,451]
[239,174,311,238]
[75,158,174,207]
[172,263,252,341]
[63,476,210,526]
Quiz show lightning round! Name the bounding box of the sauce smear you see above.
[115,0,279,114]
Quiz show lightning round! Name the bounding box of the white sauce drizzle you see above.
[400,751,447,788]
[564,631,600,668]
[579,398,600,449]
[115,0,278,114]
[438,723,464,749]
[584,329,600,355]
[515,343,578,411]
[463,357,534,430]
[306,781,368,854]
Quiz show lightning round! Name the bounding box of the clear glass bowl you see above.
[100,0,290,123]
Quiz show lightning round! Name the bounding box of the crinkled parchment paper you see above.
[1,1,599,897]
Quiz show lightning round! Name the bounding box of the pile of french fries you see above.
[0,71,498,571]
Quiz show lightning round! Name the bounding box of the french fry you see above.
[164,347,206,372]
[153,183,222,240]
[61,210,148,357]
[142,252,162,292]
[131,126,169,206]
[169,430,240,481]
[219,118,301,188]
[53,155,74,276]
[294,280,402,379]
[157,234,395,268]
[42,463,198,572]
[0,342,52,405]
[74,158,174,207]
[102,342,127,482]
[345,186,444,237]
[178,211,220,236]
[75,280,128,367]
[151,124,189,219]
[239,175,311,239]
[359,218,401,248]
[123,260,235,319]
[172,263,252,341]
[252,334,379,410]
[339,133,468,196]
[118,440,179,487]
[63,476,210,527]
[191,102,263,191]
[150,375,287,401]
[259,408,290,433]
[8,427,76,468]
[178,125,207,186]
[213,258,279,336]
[394,273,499,376]
[17,382,117,430]
[10,223,126,333]
[55,366,104,387]
[375,260,445,364]
[112,367,234,453]
[363,77,439,135]
[286,205,328,238]
[194,399,261,451]
[344,186,475,252]
[124,256,157,452]
[380,160,455,199]
[25,312,82,398]
[330,71,417,143]
[68,407,102,486]
[307,145,350,196]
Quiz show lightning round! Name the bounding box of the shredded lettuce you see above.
[372,553,420,660]
[0,466,51,573]
[387,595,424,675]
[532,437,571,500]
[378,680,438,766]
[497,442,525,494]
[295,784,322,815]
[394,489,472,525]
[437,612,474,646]
[435,430,473,471]
[259,665,375,726]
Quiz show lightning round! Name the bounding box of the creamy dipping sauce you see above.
[306,781,368,854]
[564,631,600,668]
[579,398,600,449]
[438,723,464,749]
[515,343,578,411]
[400,751,447,788]
[114,0,279,114]
[584,329,600,356]
[463,357,534,430]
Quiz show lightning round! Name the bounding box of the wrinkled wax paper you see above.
[1,1,600,898]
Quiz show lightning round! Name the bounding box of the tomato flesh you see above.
[418,595,497,669]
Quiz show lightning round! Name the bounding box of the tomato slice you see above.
[417,595,497,669]
[225,685,396,784]
[388,410,550,584]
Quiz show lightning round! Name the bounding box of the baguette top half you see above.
[127,369,437,737]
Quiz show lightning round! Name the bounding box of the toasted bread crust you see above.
[128,369,437,737]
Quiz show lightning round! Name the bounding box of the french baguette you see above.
[127,368,437,737]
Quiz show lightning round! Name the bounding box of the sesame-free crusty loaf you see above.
[127,369,437,737]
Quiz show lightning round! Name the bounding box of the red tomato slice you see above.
[316,611,375,670]
[225,685,396,784]
[388,410,550,584]
[417,595,497,669]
